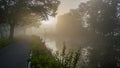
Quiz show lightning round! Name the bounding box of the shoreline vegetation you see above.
[30,36,82,68]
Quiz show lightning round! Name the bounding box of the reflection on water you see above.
[41,36,90,66]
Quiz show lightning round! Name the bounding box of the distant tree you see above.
[56,3,88,39]
[0,0,60,39]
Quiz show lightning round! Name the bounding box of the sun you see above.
[42,16,55,25]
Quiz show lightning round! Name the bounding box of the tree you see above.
[0,0,60,39]
[86,0,120,68]
[56,3,88,40]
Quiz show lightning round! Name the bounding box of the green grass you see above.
[0,39,14,49]
[56,45,81,68]
[30,36,82,68]
[30,36,63,68]
[0,36,23,49]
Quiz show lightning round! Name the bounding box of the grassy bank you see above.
[0,35,25,49]
[0,39,14,49]
[29,36,63,68]
[30,36,82,68]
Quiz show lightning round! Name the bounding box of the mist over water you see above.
[42,37,57,54]
[40,34,85,54]
[25,0,120,67]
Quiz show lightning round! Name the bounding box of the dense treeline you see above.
[56,0,120,68]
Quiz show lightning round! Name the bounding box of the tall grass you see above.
[55,44,81,68]
[30,36,82,68]
[30,36,63,68]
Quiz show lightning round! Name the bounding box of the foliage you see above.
[86,0,120,68]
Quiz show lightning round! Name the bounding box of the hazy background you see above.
[35,0,90,52]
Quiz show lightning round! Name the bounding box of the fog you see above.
[38,1,120,68]
[1,0,120,67]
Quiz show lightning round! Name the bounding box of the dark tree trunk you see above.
[9,24,15,39]
[0,32,2,39]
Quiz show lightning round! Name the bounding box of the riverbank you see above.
[29,36,82,68]
[29,36,63,68]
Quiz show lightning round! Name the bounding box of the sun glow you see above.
[42,16,55,25]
